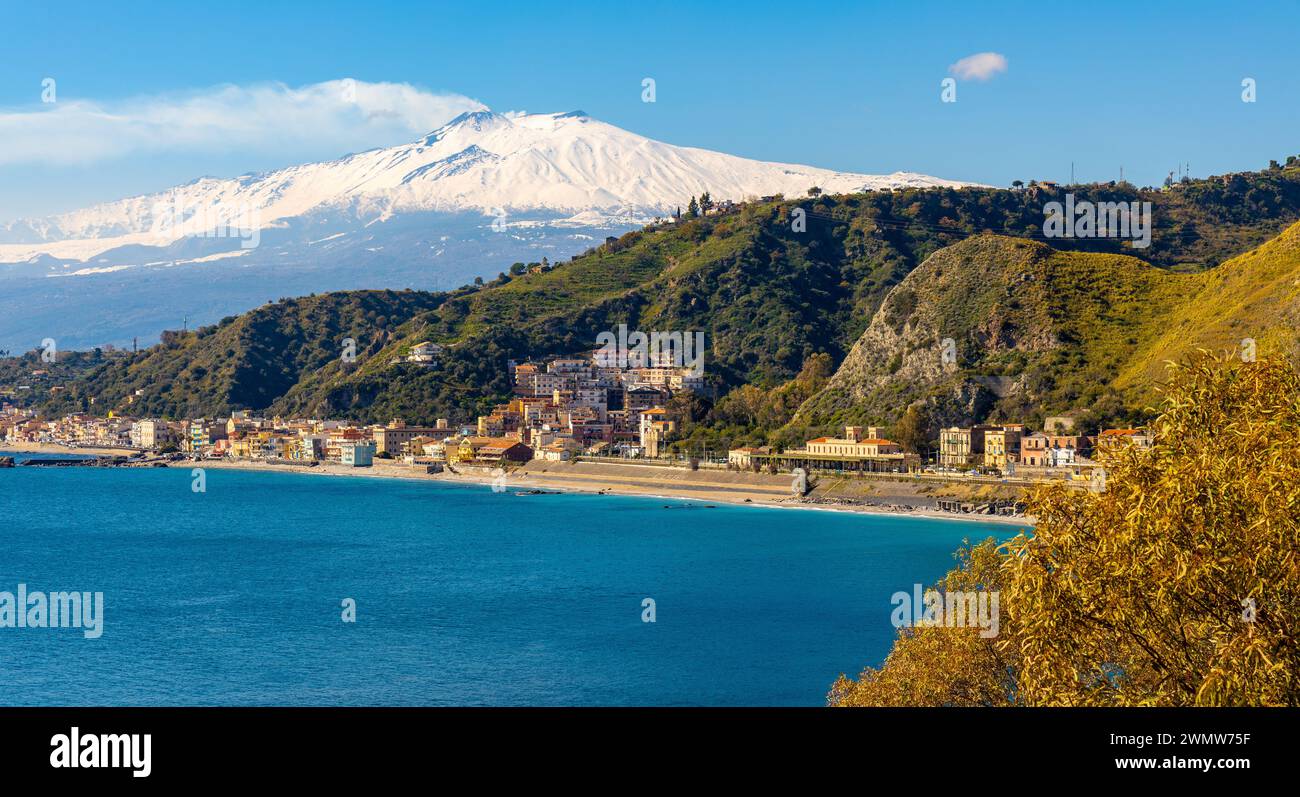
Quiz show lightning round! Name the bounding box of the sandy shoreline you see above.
[3,442,1033,528]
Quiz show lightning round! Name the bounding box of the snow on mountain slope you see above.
[0,109,970,261]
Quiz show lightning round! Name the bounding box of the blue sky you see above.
[1,0,1297,219]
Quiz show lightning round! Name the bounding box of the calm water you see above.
[0,457,1021,706]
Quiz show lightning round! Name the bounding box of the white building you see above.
[547,358,591,376]
[340,441,376,467]
[1049,445,1078,467]
[130,419,174,449]
[406,341,443,365]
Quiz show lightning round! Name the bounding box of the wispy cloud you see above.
[0,79,485,166]
[949,52,1008,82]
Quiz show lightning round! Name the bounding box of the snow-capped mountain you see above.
[0,109,973,351]
[0,109,966,259]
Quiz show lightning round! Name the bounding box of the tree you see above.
[1011,180,1024,190]
[829,539,1017,706]
[831,354,1300,706]
[687,196,700,218]
[699,192,713,214]
[891,404,932,457]
[807,186,822,197]
[669,390,712,423]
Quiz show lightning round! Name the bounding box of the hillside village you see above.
[1,346,705,467]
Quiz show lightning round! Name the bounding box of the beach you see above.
[3,441,1032,526]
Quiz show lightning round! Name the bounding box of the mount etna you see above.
[0,109,965,352]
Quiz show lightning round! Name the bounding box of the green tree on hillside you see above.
[891,404,932,457]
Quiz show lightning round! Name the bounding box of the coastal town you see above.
[2,346,1150,510]
[1,344,708,467]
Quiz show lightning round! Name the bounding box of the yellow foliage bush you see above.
[831,354,1300,706]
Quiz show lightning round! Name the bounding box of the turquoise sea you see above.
[0,454,1023,706]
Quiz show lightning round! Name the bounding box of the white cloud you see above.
[948,52,1008,82]
[0,79,486,166]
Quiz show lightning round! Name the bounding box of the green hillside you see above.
[25,290,445,418]
[793,222,1300,442]
[255,167,1300,427]
[11,161,1300,446]
[1117,219,1300,388]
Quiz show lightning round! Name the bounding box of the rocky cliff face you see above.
[790,233,1206,432]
